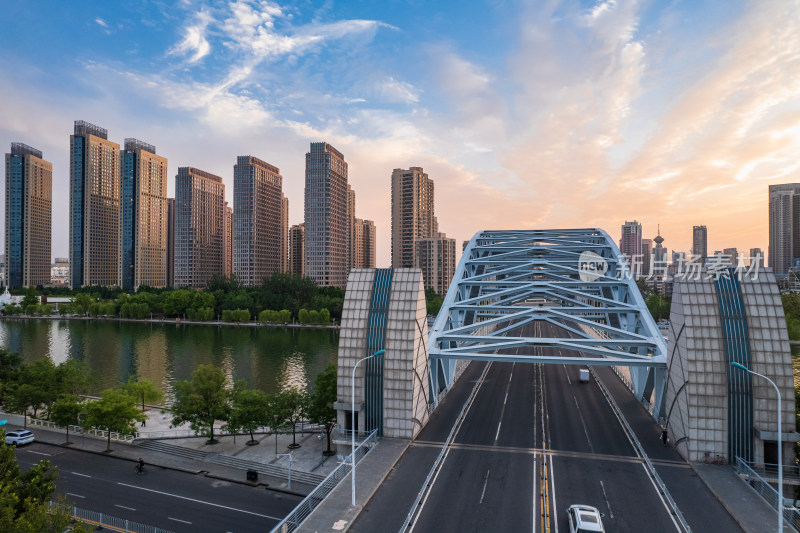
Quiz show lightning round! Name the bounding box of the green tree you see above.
[72,293,94,315]
[308,363,337,455]
[0,430,87,532]
[123,377,164,412]
[275,387,310,449]
[20,287,39,312]
[163,289,193,317]
[298,309,309,323]
[646,294,671,321]
[171,364,230,444]
[227,382,271,445]
[49,395,83,444]
[0,348,22,405]
[7,360,56,424]
[84,388,144,451]
[425,288,443,317]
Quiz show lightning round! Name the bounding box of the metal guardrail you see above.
[735,457,800,532]
[49,502,175,533]
[590,368,692,532]
[743,461,800,484]
[399,361,493,532]
[270,428,380,533]
[29,418,135,443]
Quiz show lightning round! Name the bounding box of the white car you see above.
[567,504,605,533]
[5,430,35,446]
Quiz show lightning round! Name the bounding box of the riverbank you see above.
[0,314,339,330]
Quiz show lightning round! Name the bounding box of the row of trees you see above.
[5,273,346,323]
[171,363,338,453]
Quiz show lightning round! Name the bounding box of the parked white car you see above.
[5,430,35,446]
[566,504,605,533]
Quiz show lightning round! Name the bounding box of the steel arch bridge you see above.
[428,228,668,418]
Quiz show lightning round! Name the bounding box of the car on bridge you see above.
[566,504,605,533]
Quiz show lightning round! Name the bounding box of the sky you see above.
[2,0,799,267]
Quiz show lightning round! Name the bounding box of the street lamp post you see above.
[351,348,385,508]
[277,453,293,488]
[274,414,280,455]
[731,362,783,533]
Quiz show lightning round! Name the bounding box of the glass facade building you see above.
[4,143,52,288]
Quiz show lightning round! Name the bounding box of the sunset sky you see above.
[1,0,798,267]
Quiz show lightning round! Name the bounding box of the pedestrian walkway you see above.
[1,407,340,495]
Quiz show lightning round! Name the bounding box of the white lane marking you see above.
[28,450,51,456]
[479,469,491,504]
[117,483,283,520]
[168,517,192,525]
[115,504,136,511]
[549,456,559,533]
[532,454,537,533]
[66,492,85,499]
[599,480,613,519]
[563,365,571,385]
[494,363,515,444]
[572,396,594,453]
[71,472,91,478]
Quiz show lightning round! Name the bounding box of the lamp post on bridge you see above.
[730,362,783,533]
[351,348,385,508]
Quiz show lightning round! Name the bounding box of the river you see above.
[0,318,339,401]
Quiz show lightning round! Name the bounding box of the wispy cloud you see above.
[169,10,213,63]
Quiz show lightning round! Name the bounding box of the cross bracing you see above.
[428,228,668,418]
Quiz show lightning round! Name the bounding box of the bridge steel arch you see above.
[428,228,668,419]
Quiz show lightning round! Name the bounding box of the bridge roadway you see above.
[352,321,742,532]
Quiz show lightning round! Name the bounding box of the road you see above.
[14,442,301,532]
[353,320,741,533]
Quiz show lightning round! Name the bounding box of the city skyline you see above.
[1,1,797,266]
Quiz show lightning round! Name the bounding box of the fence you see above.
[735,457,800,532]
[49,502,175,533]
[29,418,135,443]
[270,428,379,533]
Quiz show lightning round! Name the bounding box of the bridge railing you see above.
[49,502,174,533]
[270,428,379,533]
[735,457,800,531]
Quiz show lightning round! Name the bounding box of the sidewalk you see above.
[692,463,780,533]
[2,408,341,496]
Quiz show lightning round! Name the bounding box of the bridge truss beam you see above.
[429,228,668,419]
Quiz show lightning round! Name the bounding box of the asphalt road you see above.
[14,442,301,532]
[353,320,742,533]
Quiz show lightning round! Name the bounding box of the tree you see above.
[72,293,94,315]
[124,377,164,412]
[275,387,310,449]
[49,395,83,445]
[227,382,271,445]
[84,388,144,451]
[171,364,230,444]
[425,288,443,317]
[7,360,56,424]
[308,363,337,455]
[163,289,193,317]
[0,348,22,405]
[0,430,87,532]
[20,287,39,313]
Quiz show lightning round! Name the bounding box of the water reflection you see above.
[0,319,338,399]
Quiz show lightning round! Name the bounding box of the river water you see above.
[0,319,339,401]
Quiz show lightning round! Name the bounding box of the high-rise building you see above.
[289,223,305,277]
[120,139,168,291]
[641,238,652,277]
[70,121,121,288]
[692,225,708,263]
[174,167,225,289]
[304,142,349,287]
[281,195,289,273]
[391,167,435,268]
[5,143,52,288]
[347,185,356,269]
[619,220,643,275]
[415,234,456,296]
[723,247,739,264]
[750,248,764,267]
[769,184,800,275]
[233,155,284,286]
[223,202,233,277]
[351,218,376,269]
[167,198,175,287]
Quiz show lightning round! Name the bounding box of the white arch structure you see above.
[428,229,668,418]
